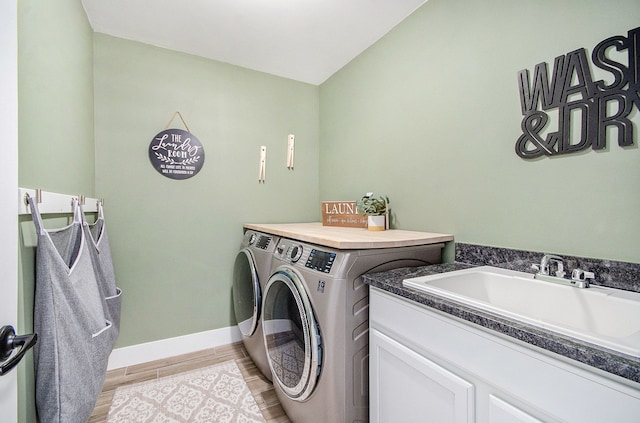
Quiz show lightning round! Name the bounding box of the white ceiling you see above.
[81,0,428,85]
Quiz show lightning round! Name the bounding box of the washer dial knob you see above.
[289,245,303,262]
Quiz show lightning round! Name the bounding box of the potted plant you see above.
[357,195,389,231]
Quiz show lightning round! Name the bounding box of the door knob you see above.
[0,325,37,376]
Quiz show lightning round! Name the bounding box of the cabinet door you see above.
[370,329,474,423]
[489,395,543,423]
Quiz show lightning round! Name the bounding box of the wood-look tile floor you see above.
[88,342,290,423]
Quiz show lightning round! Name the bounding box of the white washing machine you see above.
[232,229,280,381]
[261,238,444,423]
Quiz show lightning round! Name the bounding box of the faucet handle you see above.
[570,269,594,288]
[571,269,595,282]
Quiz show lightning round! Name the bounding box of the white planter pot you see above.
[367,215,386,231]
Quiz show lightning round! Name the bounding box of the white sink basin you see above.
[403,266,640,357]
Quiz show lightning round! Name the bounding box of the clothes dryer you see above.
[232,230,279,381]
[261,238,444,422]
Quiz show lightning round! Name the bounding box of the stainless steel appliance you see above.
[232,230,280,380]
[262,238,444,422]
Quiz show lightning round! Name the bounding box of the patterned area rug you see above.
[106,360,266,423]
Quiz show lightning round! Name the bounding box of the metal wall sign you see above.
[149,129,205,179]
[515,26,639,159]
[148,112,205,179]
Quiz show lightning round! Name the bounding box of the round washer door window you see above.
[232,249,260,337]
[262,268,322,401]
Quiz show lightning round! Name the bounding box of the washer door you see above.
[232,249,260,337]
[262,267,322,401]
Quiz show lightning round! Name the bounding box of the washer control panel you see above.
[275,239,338,274]
[305,249,337,273]
[245,230,272,250]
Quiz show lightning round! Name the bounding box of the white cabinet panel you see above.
[489,395,543,423]
[371,329,474,423]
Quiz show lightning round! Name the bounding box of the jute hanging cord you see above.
[148,111,205,180]
[164,111,191,132]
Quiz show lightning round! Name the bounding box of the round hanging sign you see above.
[148,128,205,179]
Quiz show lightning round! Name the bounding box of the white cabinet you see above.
[488,395,543,423]
[371,329,474,423]
[369,287,640,423]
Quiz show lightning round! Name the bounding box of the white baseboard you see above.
[107,326,243,370]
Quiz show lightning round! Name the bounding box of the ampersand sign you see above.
[515,112,559,159]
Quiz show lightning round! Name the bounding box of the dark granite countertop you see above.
[363,262,640,386]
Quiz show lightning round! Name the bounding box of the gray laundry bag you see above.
[28,196,114,423]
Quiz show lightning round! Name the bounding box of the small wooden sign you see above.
[321,201,367,228]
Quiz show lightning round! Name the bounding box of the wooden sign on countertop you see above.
[321,201,367,228]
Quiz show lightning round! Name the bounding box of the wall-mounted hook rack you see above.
[18,188,100,215]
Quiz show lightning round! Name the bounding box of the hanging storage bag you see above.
[28,196,113,423]
[81,201,122,350]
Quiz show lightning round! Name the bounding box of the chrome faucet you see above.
[532,254,593,288]
[535,254,565,278]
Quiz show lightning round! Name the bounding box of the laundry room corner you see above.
[93,33,321,350]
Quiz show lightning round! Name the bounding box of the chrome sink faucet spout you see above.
[538,254,565,278]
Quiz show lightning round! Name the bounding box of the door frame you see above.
[0,0,19,420]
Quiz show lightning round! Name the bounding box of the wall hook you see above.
[24,189,42,209]
[258,146,267,183]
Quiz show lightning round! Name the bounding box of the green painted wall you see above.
[17,1,95,422]
[14,0,640,420]
[93,34,320,347]
[18,0,95,195]
[319,0,640,264]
